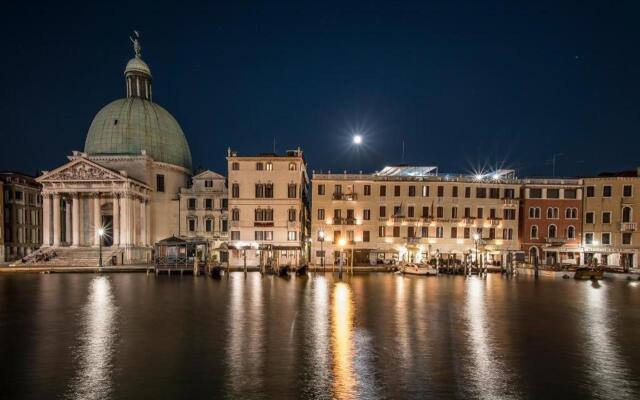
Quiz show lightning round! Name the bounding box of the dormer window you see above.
[205,180,213,188]
[266,162,273,171]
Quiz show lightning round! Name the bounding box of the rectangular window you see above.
[379,185,386,196]
[205,199,213,210]
[586,186,595,197]
[317,208,325,220]
[378,226,386,237]
[379,206,386,218]
[422,206,429,218]
[288,209,296,222]
[232,162,240,170]
[464,227,470,239]
[363,209,371,220]
[602,212,611,224]
[422,185,429,197]
[564,189,577,199]
[477,207,484,219]
[476,187,486,198]
[586,212,594,224]
[264,184,274,198]
[334,184,342,194]
[408,226,415,238]
[529,188,542,199]
[408,206,414,218]
[255,184,264,198]
[393,226,400,237]
[490,208,497,219]
[288,231,297,241]
[188,219,196,232]
[187,198,196,210]
[363,231,370,242]
[231,231,240,240]
[451,207,458,219]
[436,206,443,218]
[602,233,611,245]
[205,180,213,188]
[394,185,401,197]
[318,184,325,195]
[231,208,240,221]
[436,226,443,238]
[408,185,416,197]
[437,186,444,197]
[464,207,471,218]
[205,219,213,232]
[256,162,264,171]
[364,185,371,196]
[503,188,515,199]
[346,209,355,220]
[603,186,612,197]
[547,189,560,199]
[393,206,401,216]
[156,174,165,192]
[623,232,632,245]
[584,232,593,244]
[623,185,633,197]
[288,184,297,199]
[232,184,239,198]
[421,226,428,237]
[503,209,515,220]
[489,188,499,199]
[450,227,457,239]
[465,187,471,198]
[489,228,496,239]
[452,186,459,198]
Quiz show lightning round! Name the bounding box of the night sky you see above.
[1,1,639,178]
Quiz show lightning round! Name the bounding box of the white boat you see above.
[399,264,438,276]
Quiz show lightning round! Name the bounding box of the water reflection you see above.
[583,283,635,398]
[464,277,514,399]
[227,274,264,396]
[332,282,356,399]
[308,276,331,395]
[66,276,117,400]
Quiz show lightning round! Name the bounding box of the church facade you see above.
[36,37,192,265]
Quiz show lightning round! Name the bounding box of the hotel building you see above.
[311,166,521,267]
[582,170,640,269]
[519,179,583,266]
[226,148,310,268]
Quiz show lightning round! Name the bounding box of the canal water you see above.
[1,273,639,400]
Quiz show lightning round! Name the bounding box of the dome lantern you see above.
[125,31,152,101]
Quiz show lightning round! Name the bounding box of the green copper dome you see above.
[84,97,192,170]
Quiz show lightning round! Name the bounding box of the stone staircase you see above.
[19,247,122,267]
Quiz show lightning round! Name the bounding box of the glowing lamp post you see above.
[473,232,480,274]
[318,230,325,272]
[98,228,105,269]
[338,237,346,279]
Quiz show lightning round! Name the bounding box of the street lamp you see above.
[473,232,480,274]
[318,230,325,272]
[338,237,346,279]
[98,227,105,269]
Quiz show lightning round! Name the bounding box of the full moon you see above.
[353,134,362,144]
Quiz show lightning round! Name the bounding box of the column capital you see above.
[91,192,101,199]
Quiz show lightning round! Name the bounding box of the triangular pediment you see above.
[37,158,126,183]
[193,170,225,180]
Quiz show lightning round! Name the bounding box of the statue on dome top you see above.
[130,30,142,58]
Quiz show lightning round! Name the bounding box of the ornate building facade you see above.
[35,36,192,265]
[0,172,42,262]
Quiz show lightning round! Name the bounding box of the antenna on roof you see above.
[273,137,276,154]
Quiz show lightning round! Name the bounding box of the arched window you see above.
[572,208,577,219]
[205,218,213,232]
[567,225,575,239]
[547,207,554,218]
[256,162,264,171]
[548,224,557,238]
[231,208,240,221]
[531,225,538,239]
[565,208,572,219]
[232,162,240,171]
[623,206,632,223]
[288,162,297,171]
[266,162,273,171]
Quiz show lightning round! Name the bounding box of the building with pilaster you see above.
[311,166,521,267]
[0,172,42,261]
[33,35,192,265]
[226,148,310,268]
[179,170,229,262]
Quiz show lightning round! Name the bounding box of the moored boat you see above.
[399,263,438,276]
[574,266,604,280]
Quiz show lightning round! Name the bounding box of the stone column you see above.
[120,194,129,246]
[72,194,81,247]
[145,199,151,246]
[93,194,101,247]
[112,194,120,247]
[52,193,61,247]
[131,196,138,245]
[140,199,147,246]
[64,198,72,244]
[42,193,51,246]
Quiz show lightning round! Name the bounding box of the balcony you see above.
[406,237,421,244]
[254,221,274,227]
[545,236,566,245]
[333,217,356,225]
[502,198,518,207]
[620,222,637,232]
[462,217,475,225]
[332,192,358,201]
[488,217,502,226]
[379,217,389,222]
